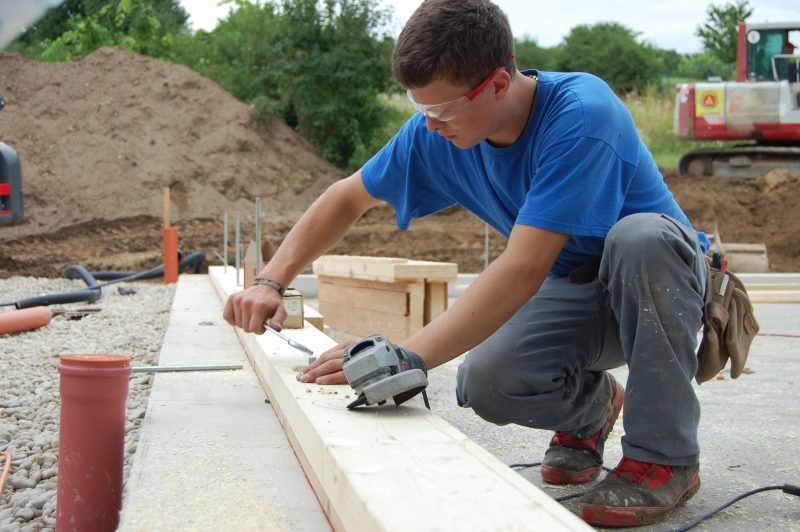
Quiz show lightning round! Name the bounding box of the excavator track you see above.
[678,145,800,179]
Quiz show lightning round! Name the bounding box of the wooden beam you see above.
[318,274,412,292]
[209,266,590,532]
[747,290,800,303]
[313,255,457,283]
[318,281,409,315]
[425,281,448,324]
[318,299,410,342]
[303,304,324,331]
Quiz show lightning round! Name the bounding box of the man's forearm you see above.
[257,172,380,286]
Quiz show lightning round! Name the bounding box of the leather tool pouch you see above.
[696,258,760,383]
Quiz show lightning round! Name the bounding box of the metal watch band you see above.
[251,278,285,296]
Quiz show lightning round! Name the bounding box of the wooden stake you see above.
[162,187,170,228]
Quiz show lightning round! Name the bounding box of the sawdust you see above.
[1,48,798,275]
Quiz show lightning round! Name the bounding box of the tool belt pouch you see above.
[695,259,760,384]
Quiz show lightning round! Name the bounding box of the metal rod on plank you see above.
[255,197,262,278]
[235,210,241,286]
[223,212,228,274]
[263,324,314,356]
[131,364,243,374]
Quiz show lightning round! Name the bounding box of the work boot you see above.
[540,375,624,485]
[580,457,701,527]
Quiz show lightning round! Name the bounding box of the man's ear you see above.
[492,69,512,100]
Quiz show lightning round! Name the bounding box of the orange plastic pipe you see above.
[57,354,131,531]
[163,225,179,284]
[0,306,52,335]
[0,450,10,495]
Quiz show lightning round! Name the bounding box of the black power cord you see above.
[508,461,800,530]
[672,484,800,532]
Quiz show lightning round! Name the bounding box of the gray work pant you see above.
[456,213,707,466]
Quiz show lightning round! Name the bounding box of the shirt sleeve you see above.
[361,116,455,230]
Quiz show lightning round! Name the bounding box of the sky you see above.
[179,0,796,54]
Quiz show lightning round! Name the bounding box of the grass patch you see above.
[622,89,730,169]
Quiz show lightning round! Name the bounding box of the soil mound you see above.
[0,47,342,276]
[0,48,798,275]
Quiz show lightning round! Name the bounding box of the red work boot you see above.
[540,375,624,485]
[580,457,700,527]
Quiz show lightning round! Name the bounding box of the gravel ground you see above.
[0,276,174,531]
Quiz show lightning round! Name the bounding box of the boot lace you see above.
[551,430,600,452]
[611,456,674,488]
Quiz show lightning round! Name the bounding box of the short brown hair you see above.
[392,0,516,89]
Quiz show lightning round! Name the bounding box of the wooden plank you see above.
[424,281,448,324]
[313,255,457,283]
[208,266,590,532]
[318,274,412,293]
[304,304,324,331]
[318,281,408,315]
[119,275,329,531]
[744,285,800,291]
[318,299,409,342]
[408,282,424,337]
[747,290,800,303]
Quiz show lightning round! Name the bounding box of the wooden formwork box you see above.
[312,255,458,343]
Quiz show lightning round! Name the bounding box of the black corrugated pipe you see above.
[87,251,206,283]
[14,265,101,309]
[5,252,207,309]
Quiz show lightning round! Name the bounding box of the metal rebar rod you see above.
[131,364,243,374]
[223,212,228,274]
[235,210,241,286]
[255,197,262,277]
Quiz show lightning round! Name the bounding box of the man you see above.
[224,0,709,526]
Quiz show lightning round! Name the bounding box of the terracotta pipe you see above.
[57,354,131,531]
[0,306,51,335]
[163,226,179,284]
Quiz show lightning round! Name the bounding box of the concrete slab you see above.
[120,275,329,531]
[309,298,800,531]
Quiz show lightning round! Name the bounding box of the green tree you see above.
[558,23,664,93]
[514,36,560,70]
[11,0,190,61]
[696,0,753,65]
[174,1,283,111]
[277,0,395,168]
[176,0,396,170]
[676,51,733,80]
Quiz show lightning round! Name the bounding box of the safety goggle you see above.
[406,66,504,122]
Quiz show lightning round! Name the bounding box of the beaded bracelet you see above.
[251,278,286,297]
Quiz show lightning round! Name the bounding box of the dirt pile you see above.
[0,47,342,277]
[0,48,798,276]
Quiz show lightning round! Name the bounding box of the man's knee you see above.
[456,354,511,425]
[606,213,668,257]
[604,213,700,275]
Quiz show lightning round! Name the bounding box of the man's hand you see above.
[223,284,288,333]
[296,339,358,384]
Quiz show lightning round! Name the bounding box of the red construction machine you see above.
[674,21,800,178]
[0,96,25,226]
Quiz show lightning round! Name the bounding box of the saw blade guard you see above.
[342,334,428,407]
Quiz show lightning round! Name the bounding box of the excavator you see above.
[674,21,800,178]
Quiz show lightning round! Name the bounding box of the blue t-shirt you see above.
[362,70,709,277]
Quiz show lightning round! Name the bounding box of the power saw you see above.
[342,334,430,410]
